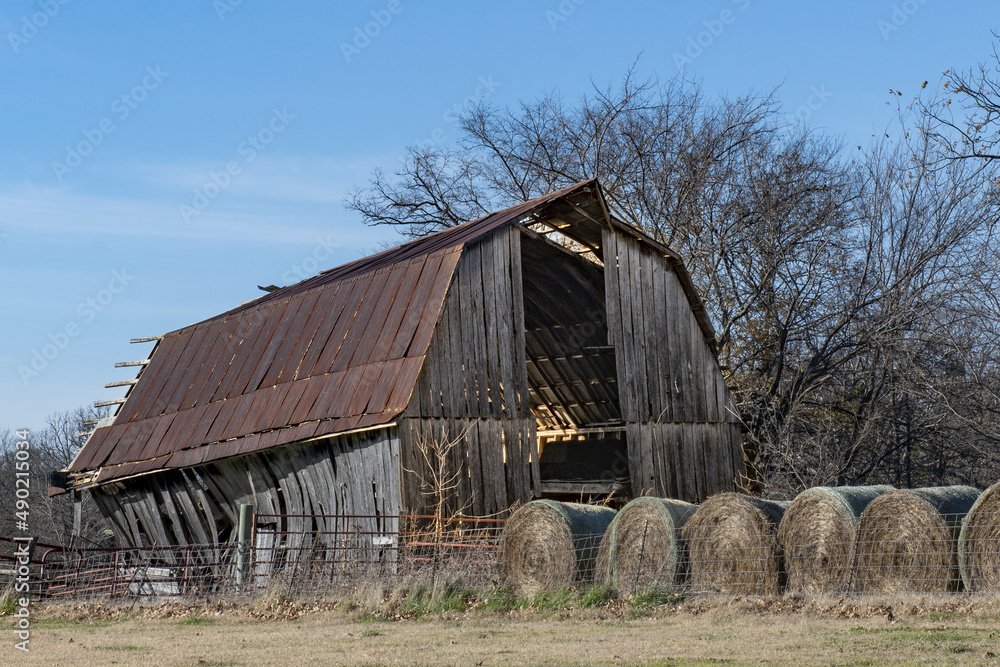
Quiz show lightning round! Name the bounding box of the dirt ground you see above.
[7,597,1000,666]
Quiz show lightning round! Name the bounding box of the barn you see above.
[51,179,745,548]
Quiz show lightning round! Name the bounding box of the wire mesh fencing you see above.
[5,510,1000,604]
[250,514,505,599]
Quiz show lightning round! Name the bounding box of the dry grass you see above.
[14,596,1000,666]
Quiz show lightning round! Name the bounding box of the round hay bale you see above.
[958,482,1000,592]
[852,486,980,592]
[777,485,893,593]
[595,497,697,596]
[500,500,617,596]
[681,493,789,596]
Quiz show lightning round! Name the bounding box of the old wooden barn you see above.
[52,179,745,548]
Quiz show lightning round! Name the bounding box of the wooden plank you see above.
[687,301,707,422]
[650,254,673,423]
[680,423,699,503]
[430,292,453,417]
[490,228,518,418]
[626,236,650,420]
[613,232,639,422]
[479,233,505,418]
[196,464,242,527]
[175,471,213,545]
[665,423,683,500]
[637,246,658,421]
[117,492,144,546]
[491,420,509,513]
[731,422,746,488]
[453,258,481,420]
[665,268,690,422]
[625,423,643,498]
[691,423,707,501]
[648,424,665,498]
[540,481,628,494]
[451,420,473,516]
[501,421,520,507]
[464,418,484,515]
[475,421,495,514]
[640,422,656,495]
[396,419,417,513]
[702,337,719,424]
[462,245,492,417]
[444,274,467,416]
[387,428,402,521]
[509,229,531,417]
[411,346,434,417]
[527,419,541,497]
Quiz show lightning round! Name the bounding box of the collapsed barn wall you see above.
[399,225,537,518]
[603,228,745,500]
[90,427,400,548]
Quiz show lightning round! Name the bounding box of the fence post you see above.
[236,504,253,590]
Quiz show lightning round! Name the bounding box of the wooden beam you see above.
[94,398,127,407]
[540,480,630,495]
[105,379,139,388]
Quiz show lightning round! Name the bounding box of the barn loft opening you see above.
[517,222,629,501]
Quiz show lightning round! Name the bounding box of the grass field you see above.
[8,594,1000,665]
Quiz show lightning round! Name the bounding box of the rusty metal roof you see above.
[68,180,603,486]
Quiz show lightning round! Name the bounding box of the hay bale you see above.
[681,493,789,596]
[958,482,999,591]
[595,497,697,595]
[777,485,893,593]
[500,500,617,595]
[852,486,980,592]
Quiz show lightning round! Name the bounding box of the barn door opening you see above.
[517,226,629,503]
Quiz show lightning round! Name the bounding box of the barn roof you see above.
[59,179,717,491]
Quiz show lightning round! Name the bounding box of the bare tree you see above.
[0,407,114,548]
[405,424,474,540]
[350,64,1000,497]
[920,34,1000,164]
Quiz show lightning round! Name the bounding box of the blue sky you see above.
[2,0,996,431]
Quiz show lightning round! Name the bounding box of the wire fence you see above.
[3,511,1000,604]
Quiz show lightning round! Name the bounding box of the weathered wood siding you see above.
[603,228,745,501]
[90,427,401,549]
[400,226,537,517]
